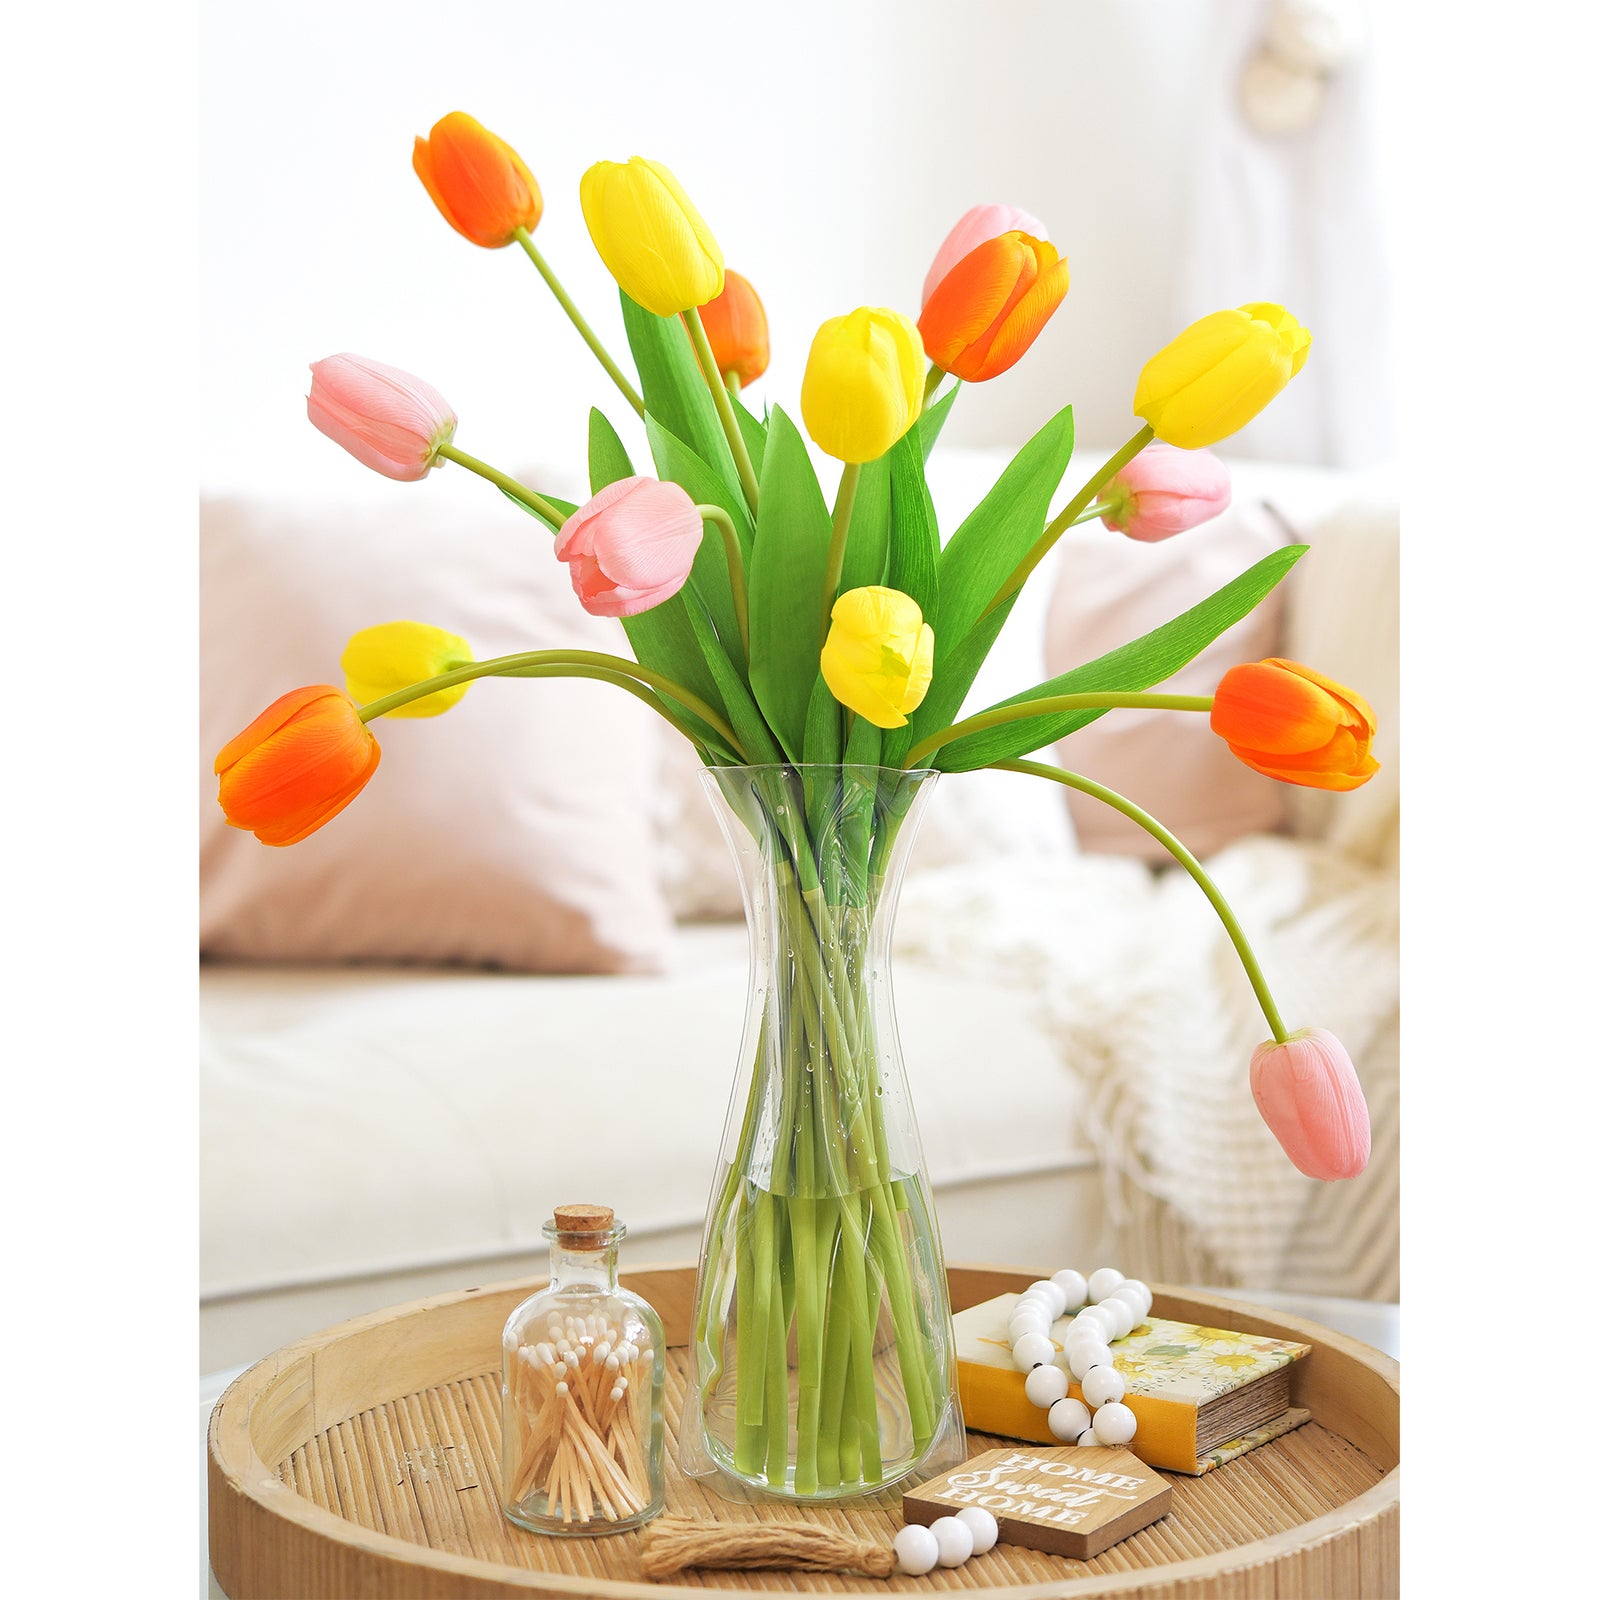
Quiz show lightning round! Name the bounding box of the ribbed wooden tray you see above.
[208,1264,1398,1598]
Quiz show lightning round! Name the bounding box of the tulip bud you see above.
[1134,303,1311,449]
[307,355,457,482]
[1211,658,1379,791]
[918,230,1071,384]
[800,308,924,464]
[698,269,769,387]
[215,686,381,847]
[555,476,705,618]
[820,587,935,729]
[341,622,474,718]
[1100,444,1232,541]
[1250,1028,1371,1180]
[579,157,724,317]
[412,112,543,248]
[922,202,1050,308]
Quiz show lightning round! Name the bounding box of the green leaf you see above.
[886,429,939,625]
[838,455,892,593]
[587,407,635,492]
[844,716,881,767]
[747,407,832,761]
[919,383,960,461]
[895,595,1016,768]
[645,416,754,673]
[500,487,575,533]
[730,393,768,477]
[936,404,1075,648]
[683,592,782,765]
[618,291,741,500]
[801,674,842,766]
[933,544,1309,771]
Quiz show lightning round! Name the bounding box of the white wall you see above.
[200,0,1219,503]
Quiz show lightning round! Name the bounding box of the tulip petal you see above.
[922,202,1050,307]
[1212,661,1347,755]
[1250,1028,1371,1180]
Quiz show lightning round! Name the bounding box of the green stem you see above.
[819,461,862,639]
[683,305,761,515]
[904,690,1214,769]
[355,647,745,757]
[725,371,742,399]
[983,423,1155,616]
[1074,500,1120,526]
[435,442,568,526]
[923,364,946,408]
[994,758,1290,1042]
[513,229,644,418]
[697,504,750,658]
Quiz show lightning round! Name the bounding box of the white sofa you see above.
[200,450,1398,1373]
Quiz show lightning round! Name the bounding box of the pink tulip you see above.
[1100,443,1232,541]
[307,354,457,482]
[1250,1028,1371,1180]
[922,202,1051,308]
[554,476,704,618]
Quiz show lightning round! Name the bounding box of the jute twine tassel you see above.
[639,1518,897,1579]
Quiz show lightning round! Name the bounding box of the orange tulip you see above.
[917,230,1070,383]
[412,112,542,248]
[215,686,381,846]
[698,269,769,386]
[1211,659,1379,791]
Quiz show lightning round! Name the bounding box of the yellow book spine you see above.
[957,1357,1200,1476]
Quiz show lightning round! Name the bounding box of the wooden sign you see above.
[902,1445,1171,1560]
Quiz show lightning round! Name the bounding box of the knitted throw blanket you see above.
[896,836,1399,1299]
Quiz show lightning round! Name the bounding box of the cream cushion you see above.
[200,492,675,973]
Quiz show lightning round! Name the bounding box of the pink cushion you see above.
[1043,500,1291,861]
[200,492,675,973]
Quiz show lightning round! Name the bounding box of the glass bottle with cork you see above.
[500,1203,666,1534]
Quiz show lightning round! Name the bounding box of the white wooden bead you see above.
[1092,1401,1137,1444]
[1101,1298,1136,1340]
[1050,1269,1089,1310]
[1082,1365,1126,1407]
[1088,1267,1126,1302]
[894,1524,940,1576]
[930,1515,974,1567]
[1012,1331,1055,1370]
[1076,1427,1103,1446]
[1024,1364,1070,1408]
[1121,1278,1154,1317]
[1047,1397,1092,1441]
[1069,1339,1113,1379]
[956,1505,999,1555]
[1008,1309,1050,1339]
[1029,1281,1070,1317]
[1072,1307,1116,1341]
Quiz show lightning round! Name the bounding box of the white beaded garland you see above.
[1050,1268,1089,1310]
[1046,1396,1092,1441]
[893,1524,940,1576]
[1090,1401,1137,1445]
[1068,1339,1113,1380]
[1081,1364,1126,1407]
[1024,1364,1070,1408]
[1087,1267,1126,1302]
[956,1506,999,1555]
[930,1516,975,1567]
[1005,1265,1144,1453]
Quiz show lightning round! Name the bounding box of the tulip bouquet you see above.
[214,112,1381,1500]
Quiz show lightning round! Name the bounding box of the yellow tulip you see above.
[1133,303,1311,449]
[820,587,935,729]
[341,621,473,718]
[801,307,924,463]
[579,157,724,317]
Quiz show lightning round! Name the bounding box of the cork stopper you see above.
[552,1204,615,1234]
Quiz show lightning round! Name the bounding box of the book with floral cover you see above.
[955,1292,1312,1475]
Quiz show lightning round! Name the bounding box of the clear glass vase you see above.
[680,763,965,1500]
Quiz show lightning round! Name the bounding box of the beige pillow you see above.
[1043,501,1291,861]
[200,491,675,973]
